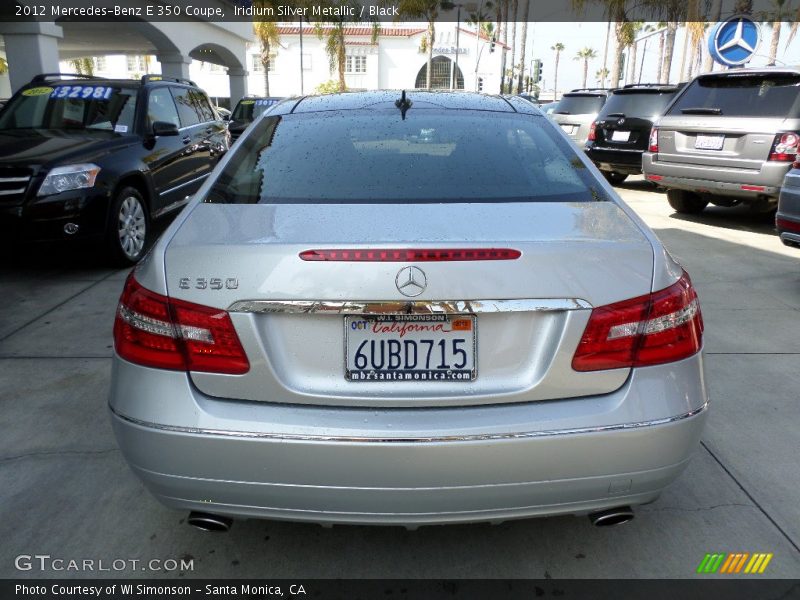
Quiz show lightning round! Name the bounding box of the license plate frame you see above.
[344,314,477,383]
[695,134,725,150]
[611,130,631,142]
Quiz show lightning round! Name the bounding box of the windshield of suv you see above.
[667,73,800,118]
[554,95,605,115]
[205,110,607,204]
[600,90,677,120]
[232,98,281,123]
[0,84,138,133]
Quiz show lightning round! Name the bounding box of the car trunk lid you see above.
[164,201,655,407]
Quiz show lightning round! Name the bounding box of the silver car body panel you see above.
[777,168,800,247]
[162,202,654,407]
[110,352,707,525]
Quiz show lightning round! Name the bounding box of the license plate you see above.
[611,130,630,142]
[345,315,476,382]
[695,134,724,150]
[560,124,575,134]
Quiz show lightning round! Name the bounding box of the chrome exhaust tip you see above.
[588,506,634,527]
[187,511,233,532]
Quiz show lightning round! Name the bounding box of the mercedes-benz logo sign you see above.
[709,16,760,67]
[395,266,427,297]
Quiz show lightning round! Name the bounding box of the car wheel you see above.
[106,187,149,266]
[666,189,708,214]
[603,171,628,185]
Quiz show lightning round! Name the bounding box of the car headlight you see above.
[38,163,101,196]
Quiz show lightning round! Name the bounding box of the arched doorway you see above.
[415,56,464,90]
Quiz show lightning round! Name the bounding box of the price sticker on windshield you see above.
[50,86,114,100]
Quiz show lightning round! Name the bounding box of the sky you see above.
[520,21,800,95]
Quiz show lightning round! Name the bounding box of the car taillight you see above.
[648,127,659,153]
[588,121,597,142]
[572,271,703,372]
[113,273,249,374]
[299,248,522,261]
[769,132,800,162]
[777,217,800,233]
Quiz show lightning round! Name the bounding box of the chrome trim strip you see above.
[0,176,30,183]
[0,187,26,196]
[159,173,208,198]
[111,402,708,444]
[780,232,800,244]
[227,298,592,315]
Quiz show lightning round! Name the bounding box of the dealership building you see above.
[0,21,507,103]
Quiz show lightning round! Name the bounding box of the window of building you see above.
[267,53,277,72]
[251,54,262,72]
[93,57,107,71]
[346,55,367,74]
[126,56,147,73]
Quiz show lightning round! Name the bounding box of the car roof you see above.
[287,90,531,115]
[26,74,198,89]
[698,65,800,77]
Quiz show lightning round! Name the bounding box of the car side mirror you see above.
[222,114,230,122]
[152,121,179,137]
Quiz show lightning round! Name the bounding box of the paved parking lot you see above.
[1,177,799,579]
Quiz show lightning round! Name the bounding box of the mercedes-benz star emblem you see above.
[395,266,427,297]
[717,19,756,55]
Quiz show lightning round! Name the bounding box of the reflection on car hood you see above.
[0,129,133,167]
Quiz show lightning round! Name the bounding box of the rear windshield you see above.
[205,110,607,204]
[554,95,605,115]
[0,84,137,132]
[232,98,282,122]
[600,90,677,120]
[667,74,800,118]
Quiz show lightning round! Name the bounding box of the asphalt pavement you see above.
[1,177,799,578]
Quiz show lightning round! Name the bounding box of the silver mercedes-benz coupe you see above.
[109,91,708,530]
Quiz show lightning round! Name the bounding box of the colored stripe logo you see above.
[697,552,773,574]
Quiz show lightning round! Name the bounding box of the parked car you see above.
[539,101,559,115]
[0,73,229,264]
[585,83,685,185]
[227,96,284,141]
[551,88,611,146]
[776,167,800,248]
[643,67,800,214]
[110,91,707,530]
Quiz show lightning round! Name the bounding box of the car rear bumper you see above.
[642,153,788,199]
[109,352,709,526]
[585,146,644,174]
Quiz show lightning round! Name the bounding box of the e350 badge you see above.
[178,278,239,290]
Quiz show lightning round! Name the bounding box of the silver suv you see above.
[643,67,800,214]
[551,89,610,146]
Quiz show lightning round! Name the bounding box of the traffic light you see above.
[532,59,542,83]
[477,77,484,92]
[490,36,496,53]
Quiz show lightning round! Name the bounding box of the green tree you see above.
[395,0,448,89]
[551,43,565,97]
[515,2,530,94]
[595,66,609,85]
[574,47,597,89]
[69,58,94,76]
[316,0,377,92]
[253,6,281,96]
[0,58,8,75]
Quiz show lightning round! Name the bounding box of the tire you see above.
[666,189,708,214]
[603,171,628,185]
[105,186,150,266]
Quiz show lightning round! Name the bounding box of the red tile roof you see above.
[276,26,426,37]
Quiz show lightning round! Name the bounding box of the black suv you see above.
[0,73,229,264]
[227,97,284,142]
[585,83,684,184]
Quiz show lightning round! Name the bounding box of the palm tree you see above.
[703,0,721,72]
[516,2,530,94]
[600,20,611,87]
[0,58,7,75]
[758,0,787,65]
[551,43,565,98]
[315,0,377,92]
[253,15,280,95]
[507,0,518,93]
[395,0,448,89]
[69,58,94,76]
[624,21,643,84]
[574,47,597,89]
[595,67,609,85]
